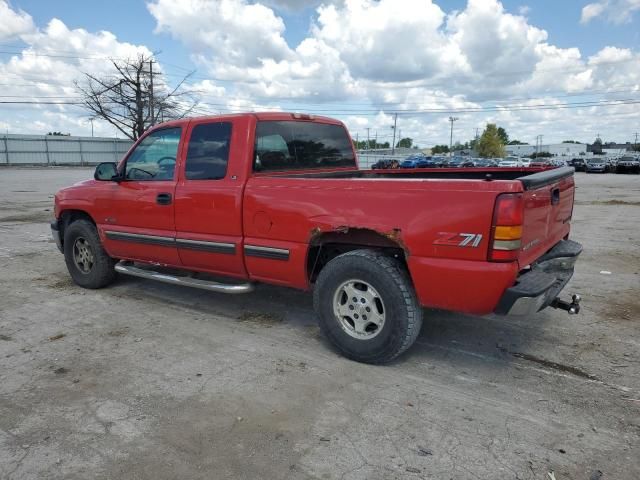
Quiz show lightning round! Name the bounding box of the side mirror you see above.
[94,162,119,181]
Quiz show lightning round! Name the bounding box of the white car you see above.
[498,159,523,167]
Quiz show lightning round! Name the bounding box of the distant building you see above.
[505,143,587,157]
[587,142,635,153]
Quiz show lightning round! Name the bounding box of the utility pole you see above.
[391,113,398,155]
[634,132,639,150]
[366,127,370,151]
[90,118,94,137]
[149,59,155,127]
[448,117,459,158]
[535,135,543,156]
[375,130,377,150]
[355,133,359,150]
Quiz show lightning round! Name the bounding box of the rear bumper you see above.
[51,219,63,253]
[495,239,582,315]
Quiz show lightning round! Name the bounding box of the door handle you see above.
[156,193,172,205]
[551,188,560,205]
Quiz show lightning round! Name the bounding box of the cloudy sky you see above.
[1,0,639,146]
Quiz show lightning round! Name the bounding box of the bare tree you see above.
[75,53,198,140]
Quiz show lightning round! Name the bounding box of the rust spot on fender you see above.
[383,228,409,255]
[310,226,322,239]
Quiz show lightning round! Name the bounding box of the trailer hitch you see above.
[551,294,581,314]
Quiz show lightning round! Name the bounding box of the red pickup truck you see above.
[51,112,582,363]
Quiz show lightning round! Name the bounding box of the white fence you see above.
[0,134,133,165]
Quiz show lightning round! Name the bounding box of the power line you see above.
[190,98,640,115]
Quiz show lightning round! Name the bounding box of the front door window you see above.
[125,127,182,181]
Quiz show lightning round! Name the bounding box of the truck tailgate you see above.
[518,167,575,267]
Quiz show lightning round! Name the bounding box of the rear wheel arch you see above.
[306,228,409,284]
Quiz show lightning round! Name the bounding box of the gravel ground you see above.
[0,167,639,480]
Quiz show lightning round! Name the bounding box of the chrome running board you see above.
[115,262,254,294]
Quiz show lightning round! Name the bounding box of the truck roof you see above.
[156,112,345,127]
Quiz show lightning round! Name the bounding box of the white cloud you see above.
[0,10,153,136]
[312,0,466,83]
[581,0,640,24]
[0,0,35,40]
[148,0,293,70]
[518,5,531,16]
[261,0,341,11]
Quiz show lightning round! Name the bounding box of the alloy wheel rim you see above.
[73,237,95,274]
[332,279,385,340]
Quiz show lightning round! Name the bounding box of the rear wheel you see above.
[313,249,422,364]
[63,219,116,289]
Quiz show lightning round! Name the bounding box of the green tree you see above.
[431,144,450,154]
[496,127,509,145]
[477,124,506,158]
[508,139,527,145]
[530,151,552,158]
[562,140,582,144]
[592,137,603,154]
[352,139,392,150]
[396,137,413,148]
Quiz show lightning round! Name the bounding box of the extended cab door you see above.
[99,126,183,265]
[173,117,248,279]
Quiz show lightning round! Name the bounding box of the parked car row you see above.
[372,154,541,170]
[568,156,640,174]
[370,154,640,173]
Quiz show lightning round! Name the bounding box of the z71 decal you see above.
[434,232,483,248]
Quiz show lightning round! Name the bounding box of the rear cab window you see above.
[254,120,356,172]
[185,122,232,180]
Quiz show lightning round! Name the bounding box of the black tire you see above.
[63,219,117,289]
[313,249,422,364]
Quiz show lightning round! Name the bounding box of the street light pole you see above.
[391,113,398,155]
[449,117,458,158]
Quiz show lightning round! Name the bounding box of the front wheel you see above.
[313,249,422,364]
[63,219,117,289]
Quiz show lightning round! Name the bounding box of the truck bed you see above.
[275,166,575,190]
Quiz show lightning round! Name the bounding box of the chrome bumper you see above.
[51,220,63,253]
[495,239,582,316]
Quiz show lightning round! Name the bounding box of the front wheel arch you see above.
[57,210,97,250]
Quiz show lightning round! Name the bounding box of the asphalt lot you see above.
[0,167,639,479]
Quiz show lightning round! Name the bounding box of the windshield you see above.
[254,121,356,172]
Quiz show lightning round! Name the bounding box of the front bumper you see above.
[495,239,582,316]
[51,219,63,253]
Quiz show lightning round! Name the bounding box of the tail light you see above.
[489,193,523,262]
